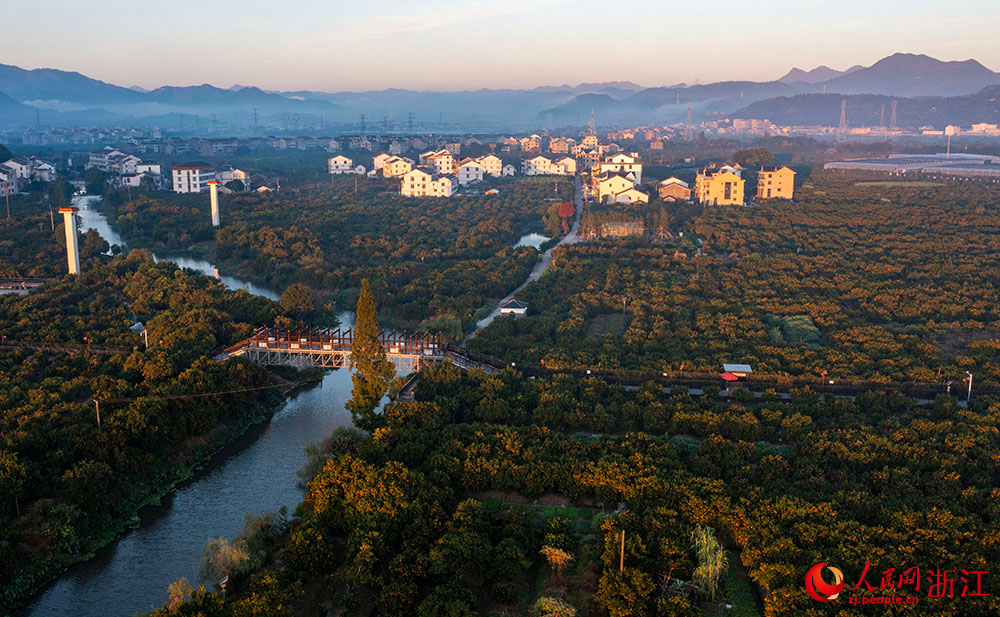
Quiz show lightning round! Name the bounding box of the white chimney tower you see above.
[59,207,81,274]
[208,180,220,227]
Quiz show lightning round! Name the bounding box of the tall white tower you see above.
[59,207,81,274]
[208,180,220,227]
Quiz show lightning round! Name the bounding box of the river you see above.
[22,197,358,617]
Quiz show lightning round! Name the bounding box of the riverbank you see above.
[5,369,317,614]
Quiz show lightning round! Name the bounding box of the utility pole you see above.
[966,371,973,404]
[619,529,625,571]
[94,399,101,427]
[49,208,54,230]
[3,179,9,218]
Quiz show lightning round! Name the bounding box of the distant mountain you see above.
[538,93,622,120]
[732,85,1000,127]
[0,90,40,125]
[0,54,996,131]
[817,53,1000,97]
[0,64,143,107]
[530,81,644,95]
[779,64,862,84]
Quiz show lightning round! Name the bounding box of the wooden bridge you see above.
[217,326,502,374]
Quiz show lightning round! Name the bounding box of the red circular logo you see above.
[805,562,844,602]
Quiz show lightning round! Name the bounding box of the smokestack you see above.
[59,207,81,274]
[208,180,220,227]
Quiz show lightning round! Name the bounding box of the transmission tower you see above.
[675,92,680,105]
[252,107,258,133]
[879,103,886,141]
[359,114,366,133]
[890,100,898,130]
[652,106,658,127]
[837,99,847,141]
[407,112,414,133]
[685,103,692,141]
[588,108,595,135]
[382,116,388,133]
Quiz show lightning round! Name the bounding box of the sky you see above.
[3,0,999,92]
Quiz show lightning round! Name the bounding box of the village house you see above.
[328,155,356,174]
[419,149,455,175]
[695,163,745,205]
[658,177,691,201]
[457,159,485,185]
[549,138,571,154]
[400,167,456,197]
[593,171,637,203]
[593,152,642,184]
[171,162,216,193]
[382,156,414,178]
[520,135,542,153]
[476,154,503,177]
[756,165,795,200]
[502,164,517,176]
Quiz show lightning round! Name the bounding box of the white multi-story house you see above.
[136,162,161,176]
[217,166,250,189]
[0,164,21,194]
[400,167,456,197]
[171,162,216,193]
[502,164,516,176]
[522,155,576,176]
[373,153,393,170]
[593,152,642,184]
[87,148,125,172]
[2,158,31,180]
[522,155,554,176]
[328,155,356,174]
[31,160,57,182]
[419,149,455,175]
[381,156,413,178]
[476,154,503,177]
[457,159,485,185]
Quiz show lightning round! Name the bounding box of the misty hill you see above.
[779,64,862,84]
[817,53,1000,97]
[1,53,998,131]
[0,63,143,108]
[0,90,40,124]
[0,64,352,125]
[733,85,1000,128]
[537,93,622,120]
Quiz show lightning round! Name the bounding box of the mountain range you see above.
[0,53,997,131]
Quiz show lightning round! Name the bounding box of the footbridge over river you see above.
[217,326,502,373]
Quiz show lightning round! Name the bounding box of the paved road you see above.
[470,174,584,337]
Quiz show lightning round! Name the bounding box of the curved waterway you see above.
[22,197,359,617]
[73,195,279,300]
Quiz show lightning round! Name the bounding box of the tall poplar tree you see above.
[347,279,395,430]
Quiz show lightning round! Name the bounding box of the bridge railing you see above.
[240,326,445,356]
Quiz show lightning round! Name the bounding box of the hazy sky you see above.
[3,0,999,91]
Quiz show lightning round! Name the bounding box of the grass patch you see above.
[586,312,632,337]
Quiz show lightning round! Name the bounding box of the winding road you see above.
[470,174,584,336]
